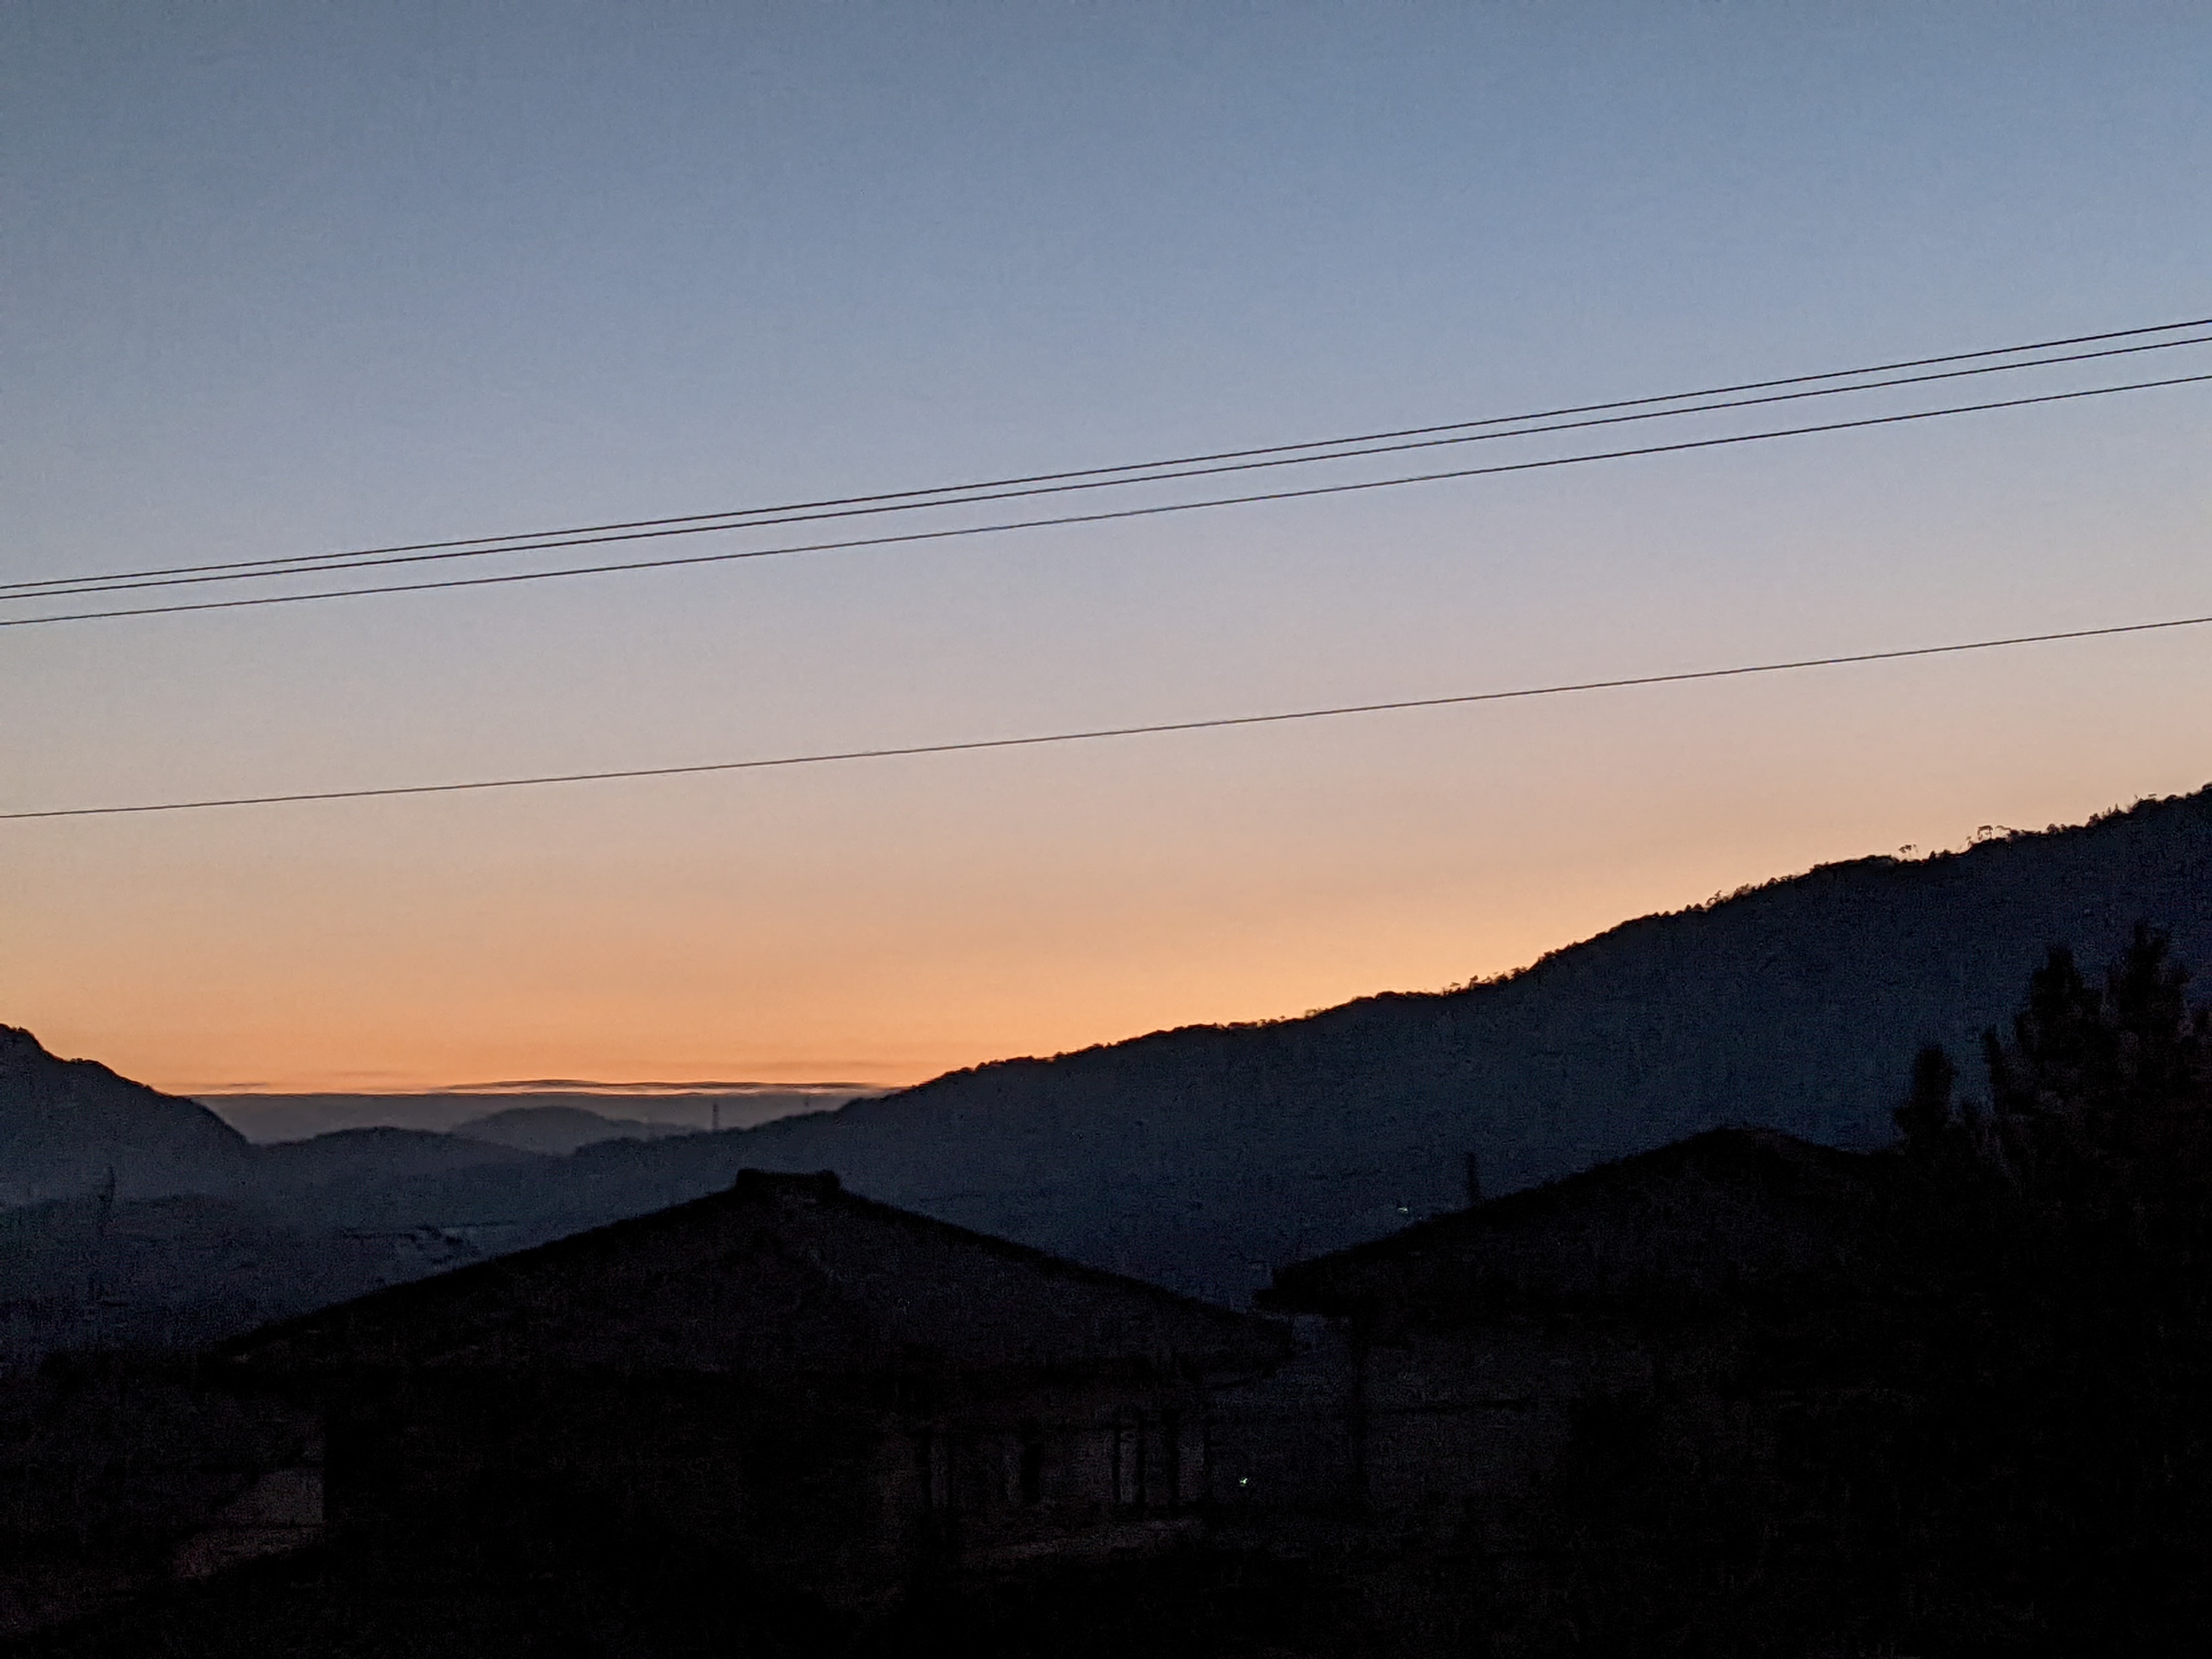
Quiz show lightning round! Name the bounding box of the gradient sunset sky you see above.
[5,4,2209,1093]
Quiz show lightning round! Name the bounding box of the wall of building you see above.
[1357,1325,1651,1545]
[313,1365,1248,1608]
[913,1375,1218,1571]
[1209,1319,1360,1513]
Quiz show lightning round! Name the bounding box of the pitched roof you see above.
[1260,1128,1892,1322]
[222,1170,1290,1380]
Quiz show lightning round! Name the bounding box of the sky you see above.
[4,3,2209,1093]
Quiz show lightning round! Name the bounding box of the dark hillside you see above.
[7,788,2210,1319]
[692,785,2212,1301]
[450,1104,692,1155]
[251,1128,546,1205]
[0,1030,253,1209]
[0,1193,433,1364]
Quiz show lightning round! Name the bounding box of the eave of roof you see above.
[219,1169,1289,1375]
[1260,1126,1888,1316]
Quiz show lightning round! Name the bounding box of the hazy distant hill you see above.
[199,1087,875,1144]
[0,1029,254,1208]
[450,1105,695,1155]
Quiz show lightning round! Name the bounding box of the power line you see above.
[9,369,2209,630]
[6,312,2208,599]
[10,610,2208,821]
[16,331,2210,605]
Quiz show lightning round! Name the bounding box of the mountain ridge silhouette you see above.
[690,785,2212,1299]
[7,783,2212,1329]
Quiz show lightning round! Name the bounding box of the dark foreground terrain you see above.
[3,1543,1369,1659]
[10,927,2212,1657]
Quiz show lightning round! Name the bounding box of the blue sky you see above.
[4,3,2209,1088]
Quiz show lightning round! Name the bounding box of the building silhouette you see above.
[221,1169,1291,1611]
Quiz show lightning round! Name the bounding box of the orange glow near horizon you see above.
[13,644,2210,1098]
[8,5,2212,1108]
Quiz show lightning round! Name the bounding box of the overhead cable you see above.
[5,313,2208,600]
[7,369,2208,629]
[8,610,2207,820]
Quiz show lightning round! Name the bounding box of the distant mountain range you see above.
[450,1104,698,1155]
[5,782,2211,1351]
[198,1086,876,1143]
[0,1053,862,1362]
